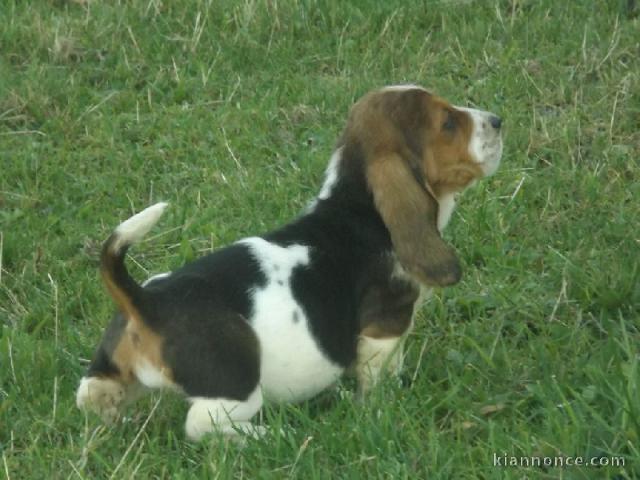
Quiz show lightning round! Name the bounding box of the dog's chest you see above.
[241,238,344,402]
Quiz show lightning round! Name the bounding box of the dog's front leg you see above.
[355,335,405,398]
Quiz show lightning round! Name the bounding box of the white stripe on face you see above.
[456,106,503,176]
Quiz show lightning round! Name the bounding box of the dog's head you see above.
[338,85,503,287]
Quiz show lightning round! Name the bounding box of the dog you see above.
[76,85,503,440]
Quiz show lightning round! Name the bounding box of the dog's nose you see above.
[489,115,502,130]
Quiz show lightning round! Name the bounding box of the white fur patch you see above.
[356,336,404,395]
[381,84,426,92]
[306,147,343,212]
[134,360,173,389]
[76,376,126,423]
[111,202,167,253]
[142,272,171,287]
[437,192,457,232]
[240,237,344,402]
[186,387,264,441]
[455,106,503,176]
[317,146,343,201]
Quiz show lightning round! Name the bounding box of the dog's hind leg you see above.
[76,312,152,422]
[161,309,263,441]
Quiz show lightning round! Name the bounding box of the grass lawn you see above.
[1,0,639,478]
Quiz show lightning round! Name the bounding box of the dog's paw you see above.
[76,376,126,423]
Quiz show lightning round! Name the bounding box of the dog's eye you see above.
[443,113,456,132]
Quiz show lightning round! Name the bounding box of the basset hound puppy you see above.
[76,85,503,440]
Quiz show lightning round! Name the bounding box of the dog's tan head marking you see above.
[339,85,502,287]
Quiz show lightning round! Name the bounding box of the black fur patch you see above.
[87,312,126,378]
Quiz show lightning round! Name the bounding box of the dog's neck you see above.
[310,144,456,233]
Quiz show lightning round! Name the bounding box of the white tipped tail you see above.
[100,202,168,322]
[111,202,168,253]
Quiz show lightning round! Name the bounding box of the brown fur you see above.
[340,88,483,286]
[109,317,171,385]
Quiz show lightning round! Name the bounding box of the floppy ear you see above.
[367,154,462,287]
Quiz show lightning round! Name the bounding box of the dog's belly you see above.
[255,323,344,402]
[249,270,344,403]
[241,237,344,403]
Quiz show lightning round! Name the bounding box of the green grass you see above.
[1,0,639,478]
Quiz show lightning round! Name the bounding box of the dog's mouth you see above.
[477,138,503,177]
